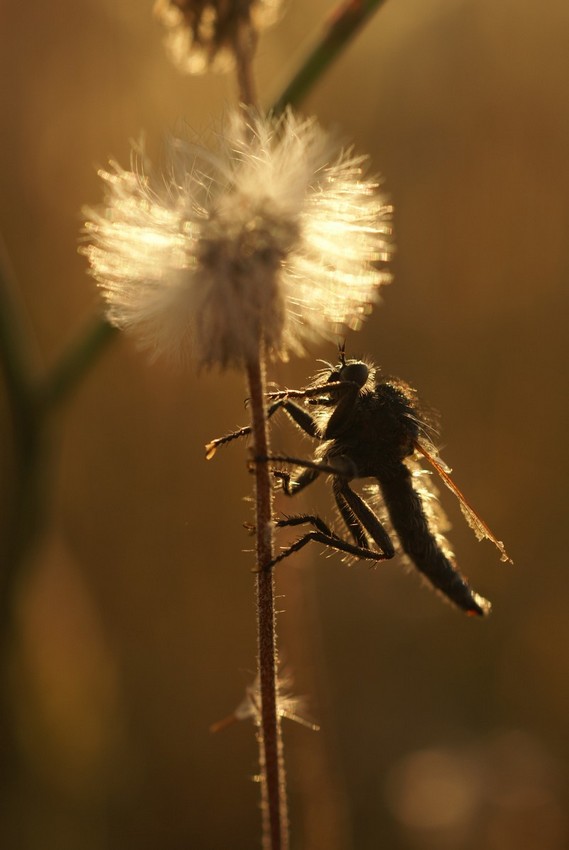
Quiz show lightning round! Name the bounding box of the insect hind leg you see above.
[270,513,393,568]
[334,480,396,559]
[335,489,369,550]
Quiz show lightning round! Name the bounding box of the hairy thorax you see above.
[324,381,420,480]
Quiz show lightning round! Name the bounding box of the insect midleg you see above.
[258,455,344,477]
[274,465,320,497]
[275,514,337,536]
[334,480,396,558]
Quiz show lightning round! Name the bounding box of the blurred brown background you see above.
[1,1,568,848]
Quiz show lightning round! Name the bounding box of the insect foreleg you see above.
[266,381,357,403]
[206,399,322,459]
[205,399,286,457]
[324,383,361,439]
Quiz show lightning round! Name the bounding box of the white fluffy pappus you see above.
[82,109,393,368]
[209,671,319,733]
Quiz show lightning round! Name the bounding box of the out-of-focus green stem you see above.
[271,0,387,113]
[37,317,117,411]
[0,250,116,627]
[0,243,44,637]
[0,239,37,413]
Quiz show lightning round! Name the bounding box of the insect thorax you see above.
[324,379,420,479]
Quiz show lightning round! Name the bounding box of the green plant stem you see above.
[0,239,37,415]
[36,316,117,411]
[0,397,46,642]
[0,246,115,623]
[0,242,45,635]
[271,0,387,113]
[245,352,288,850]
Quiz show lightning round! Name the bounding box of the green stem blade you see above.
[271,0,387,113]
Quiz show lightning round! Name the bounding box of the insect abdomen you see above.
[379,466,491,616]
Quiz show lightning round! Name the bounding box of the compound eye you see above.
[326,370,341,383]
[339,361,369,388]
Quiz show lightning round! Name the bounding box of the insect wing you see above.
[415,440,512,564]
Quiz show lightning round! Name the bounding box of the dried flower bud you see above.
[82,109,392,369]
[154,0,281,74]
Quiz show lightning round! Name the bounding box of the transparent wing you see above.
[415,439,513,564]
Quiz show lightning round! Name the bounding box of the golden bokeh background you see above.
[1,1,568,848]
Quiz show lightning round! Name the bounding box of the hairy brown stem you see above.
[235,16,287,846]
[245,352,288,850]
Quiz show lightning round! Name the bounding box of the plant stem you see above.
[245,352,288,850]
[0,238,37,419]
[235,22,287,847]
[271,0,387,113]
[36,317,117,411]
[0,241,45,636]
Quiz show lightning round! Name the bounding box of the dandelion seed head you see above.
[82,110,392,368]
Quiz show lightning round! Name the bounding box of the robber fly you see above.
[206,347,512,616]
